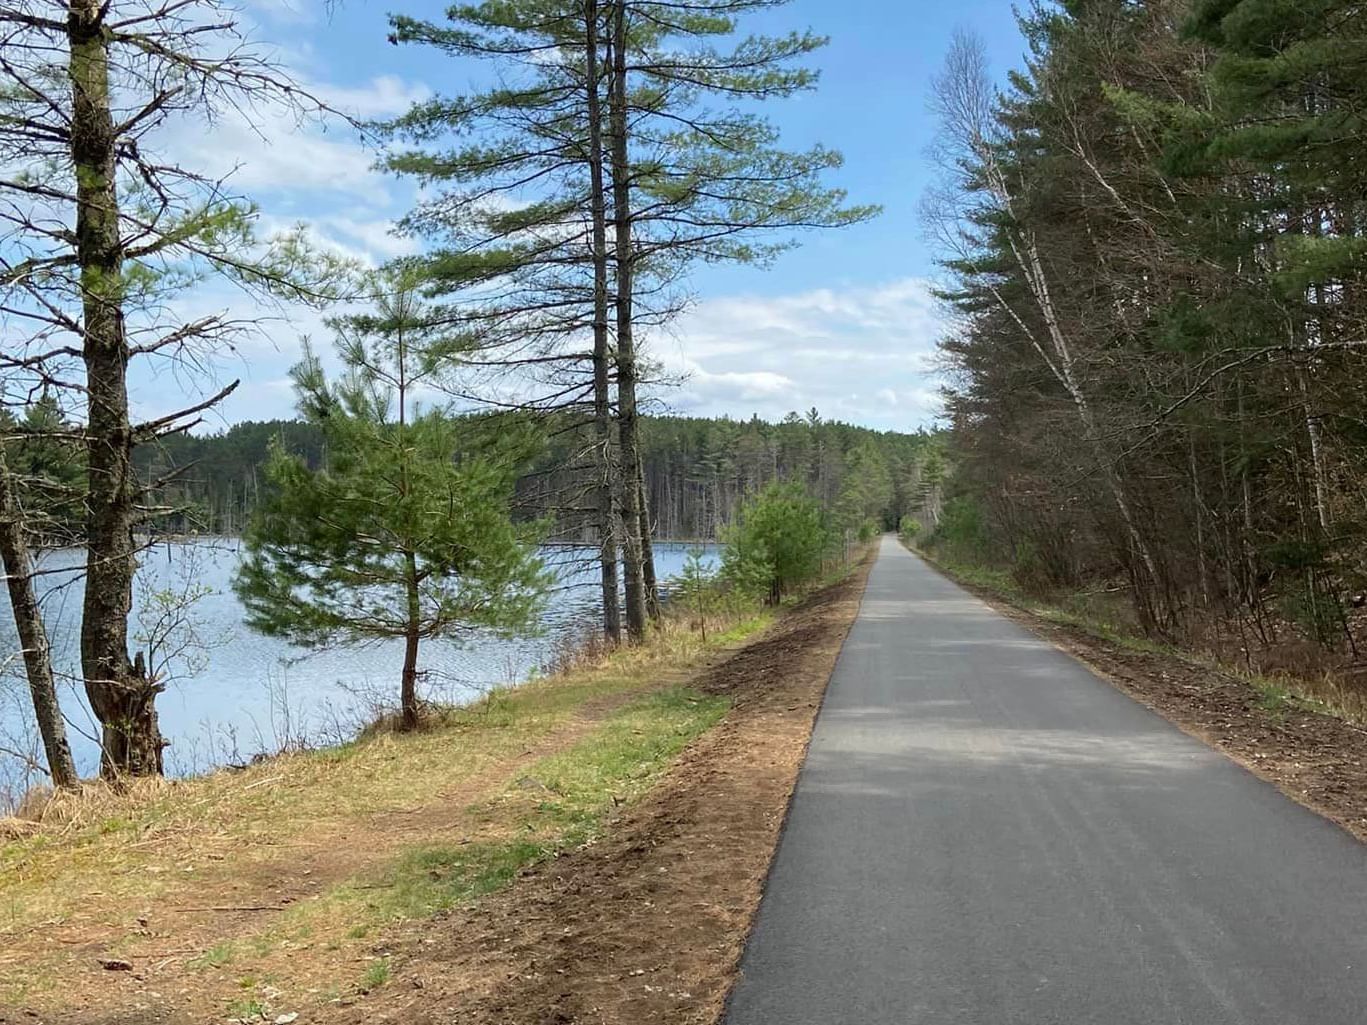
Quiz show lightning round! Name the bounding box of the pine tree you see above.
[234,277,549,731]
[383,0,627,644]
[383,0,873,643]
[722,481,828,605]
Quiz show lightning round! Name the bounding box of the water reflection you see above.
[0,539,719,786]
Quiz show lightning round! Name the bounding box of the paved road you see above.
[724,537,1367,1025]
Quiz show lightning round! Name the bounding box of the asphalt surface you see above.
[724,537,1367,1025]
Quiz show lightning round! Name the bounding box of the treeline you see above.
[923,1,1367,658]
[134,412,931,541]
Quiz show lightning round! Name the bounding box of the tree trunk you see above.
[639,474,660,621]
[584,0,622,644]
[0,450,78,789]
[401,552,421,731]
[70,0,165,778]
[609,0,648,641]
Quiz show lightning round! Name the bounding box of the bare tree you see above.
[0,0,349,777]
[0,444,76,788]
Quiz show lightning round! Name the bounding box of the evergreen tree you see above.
[383,0,873,643]
[234,279,548,731]
[722,481,828,605]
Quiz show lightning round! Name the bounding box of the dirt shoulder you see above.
[920,550,1367,845]
[329,557,872,1025]
[1,556,870,1025]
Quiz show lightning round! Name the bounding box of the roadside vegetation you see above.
[0,496,862,1017]
[0,598,764,1012]
[910,1,1367,715]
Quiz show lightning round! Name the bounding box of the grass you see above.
[358,958,391,993]
[226,996,265,1019]
[0,601,773,1007]
[253,685,728,954]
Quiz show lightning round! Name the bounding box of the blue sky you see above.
[149,0,1030,433]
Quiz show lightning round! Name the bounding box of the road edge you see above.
[907,542,1367,847]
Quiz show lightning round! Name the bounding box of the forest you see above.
[918,0,1367,682]
[131,412,928,541]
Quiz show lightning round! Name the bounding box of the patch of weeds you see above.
[507,687,729,838]
[341,838,545,923]
[190,940,236,969]
[225,996,264,1019]
[359,958,391,993]
[712,613,772,645]
[1256,683,1293,716]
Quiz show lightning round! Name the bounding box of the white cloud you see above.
[319,75,432,119]
[139,277,948,433]
[686,367,798,401]
[649,278,946,430]
[159,72,428,207]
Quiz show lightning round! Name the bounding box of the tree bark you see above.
[0,449,79,789]
[70,0,165,778]
[639,474,660,621]
[584,0,622,644]
[608,0,648,641]
[401,551,421,731]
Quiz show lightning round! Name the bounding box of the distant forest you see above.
[134,412,941,542]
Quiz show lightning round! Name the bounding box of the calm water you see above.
[0,539,717,790]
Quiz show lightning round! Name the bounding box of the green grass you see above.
[225,996,264,1019]
[191,941,236,969]
[359,958,391,993]
[279,686,728,937]
[1,594,777,1010]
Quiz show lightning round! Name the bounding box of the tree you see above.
[676,546,719,640]
[383,0,628,645]
[0,0,347,777]
[924,0,1367,656]
[234,278,548,731]
[836,439,893,537]
[605,0,878,634]
[722,481,827,605]
[0,397,84,788]
[383,0,873,644]
[0,443,77,789]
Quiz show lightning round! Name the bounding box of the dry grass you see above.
[0,603,774,1011]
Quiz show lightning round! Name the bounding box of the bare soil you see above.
[2,559,870,1025]
[326,561,871,1025]
[938,564,1367,845]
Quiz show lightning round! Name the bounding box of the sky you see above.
[140,0,1031,434]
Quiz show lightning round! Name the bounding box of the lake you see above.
[0,539,719,796]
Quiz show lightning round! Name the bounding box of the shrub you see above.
[898,516,922,543]
[722,482,828,604]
